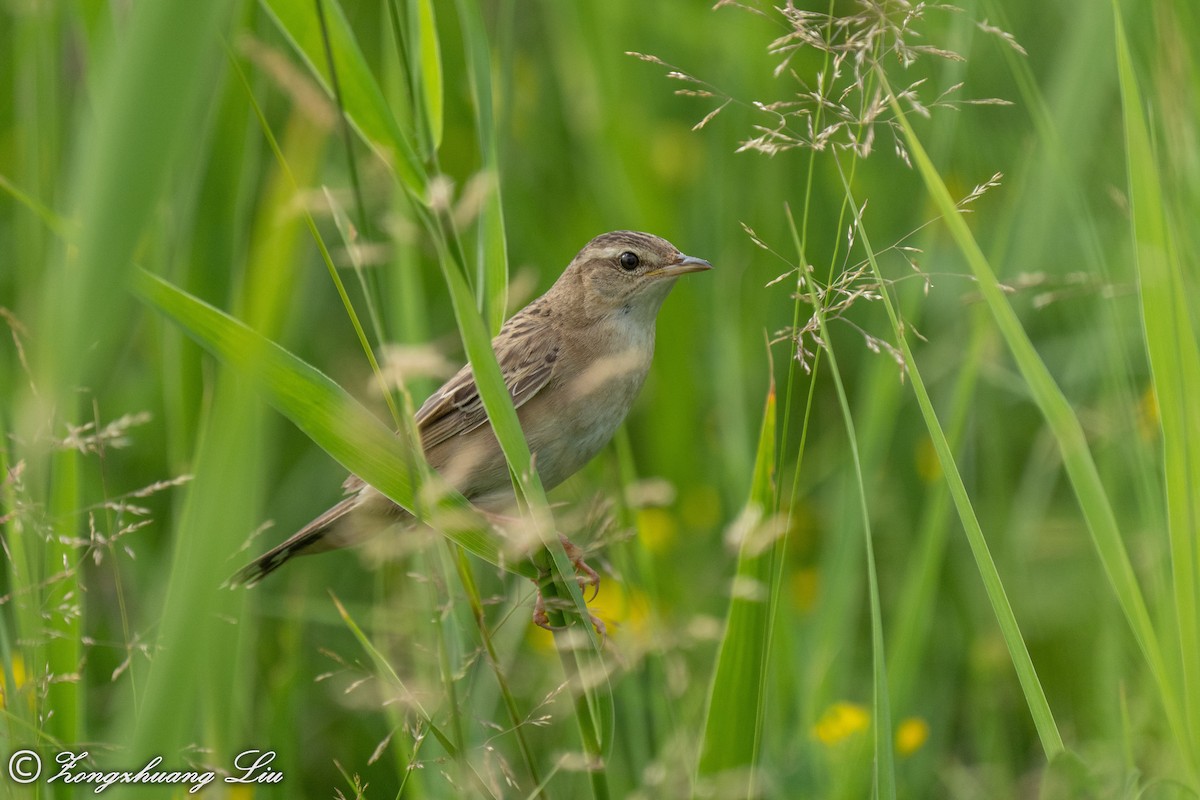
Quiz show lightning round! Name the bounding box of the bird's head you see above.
[558,230,712,323]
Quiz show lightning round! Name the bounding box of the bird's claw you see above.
[532,591,607,639]
[531,536,605,638]
[558,535,600,601]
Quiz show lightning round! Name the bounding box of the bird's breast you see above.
[522,316,656,489]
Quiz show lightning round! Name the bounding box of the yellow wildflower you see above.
[1,655,29,709]
[813,702,870,745]
[895,717,930,756]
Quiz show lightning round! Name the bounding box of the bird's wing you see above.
[415,311,561,451]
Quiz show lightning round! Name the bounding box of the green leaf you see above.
[414,0,444,149]
[261,0,427,196]
[455,0,508,333]
[1115,6,1200,768]
[132,267,535,580]
[697,378,777,788]
[880,62,1175,760]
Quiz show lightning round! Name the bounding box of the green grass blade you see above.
[697,376,778,792]
[887,312,987,708]
[261,0,427,196]
[10,0,234,773]
[132,267,533,579]
[839,171,1065,761]
[879,66,1181,759]
[227,51,405,437]
[414,0,444,150]
[455,0,509,333]
[29,0,230,415]
[126,372,262,769]
[1114,6,1200,768]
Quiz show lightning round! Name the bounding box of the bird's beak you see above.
[648,253,714,279]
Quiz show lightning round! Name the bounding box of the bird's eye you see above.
[619,251,640,271]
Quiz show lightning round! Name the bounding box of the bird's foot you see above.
[558,535,600,601]
[530,535,604,637]
[532,590,607,639]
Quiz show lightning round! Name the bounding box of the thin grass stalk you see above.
[319,155,390,375]
[789,154,866,730]
[0,174,68,237]
[777,73,869,719]
[779,193,830,516]
[530,588,614,799]
[0,419,46,754]
[330,593,499,798]
[776,0,839,481]
[610,428,673,770]
[235,54,405,431]
[2,466,44,746]
[799,197,896,797]
[449,546,545,793]
[384,0,416,122]
[314,0,370,237]
[44,447,81,747]
[0,602,28,735]
[424,544,470,774]
[262,0,428,196]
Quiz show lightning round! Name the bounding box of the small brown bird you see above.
[233,231,711,624]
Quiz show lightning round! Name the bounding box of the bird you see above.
[231,230,712,626]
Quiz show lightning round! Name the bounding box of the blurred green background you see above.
[2,0,1198,797]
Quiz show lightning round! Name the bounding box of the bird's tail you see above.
[228,497,359,587]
